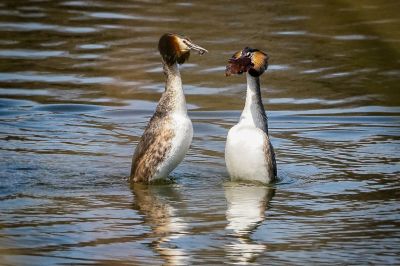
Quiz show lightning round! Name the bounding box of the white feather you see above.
[152,113,193,181]
[225,72,275,184]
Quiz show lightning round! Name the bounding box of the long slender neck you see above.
[155,61,187,116]
[239,72,269,134]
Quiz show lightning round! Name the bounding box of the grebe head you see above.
[158,33,208,66]
[225,47,269,77]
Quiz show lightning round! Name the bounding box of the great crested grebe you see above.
[130,33,207,183]
[224,47,277,184]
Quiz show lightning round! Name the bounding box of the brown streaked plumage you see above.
[130,117,174,183]
[130,84,178,182]
[130,33,207,183]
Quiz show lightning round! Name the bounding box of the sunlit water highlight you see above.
[0,0,399,265]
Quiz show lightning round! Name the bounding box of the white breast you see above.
[225,123,270,183]
[152,113,193,181]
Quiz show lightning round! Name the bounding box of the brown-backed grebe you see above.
[130,33,207,183]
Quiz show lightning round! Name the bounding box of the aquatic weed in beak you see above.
[225,56,253,76]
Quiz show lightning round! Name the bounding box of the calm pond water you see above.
[1,0,400,265]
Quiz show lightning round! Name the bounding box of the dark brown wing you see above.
[130,115,174,183]
[263,135,277,180]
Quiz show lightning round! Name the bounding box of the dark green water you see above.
[0,0,399,265]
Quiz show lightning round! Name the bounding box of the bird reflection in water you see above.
[224,183,275,264]
[131,183,190,266]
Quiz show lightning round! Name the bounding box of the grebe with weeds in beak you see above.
[225,47,277,184]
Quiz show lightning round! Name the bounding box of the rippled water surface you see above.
[1,0,400,265]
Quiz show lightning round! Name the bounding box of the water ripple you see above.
[0,22,99,33]
[0,72,114,84]
[0,49,68,59]
[0,0,399,265]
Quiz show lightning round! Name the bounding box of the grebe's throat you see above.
[155,61,186,116]
[240,72,269,134]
